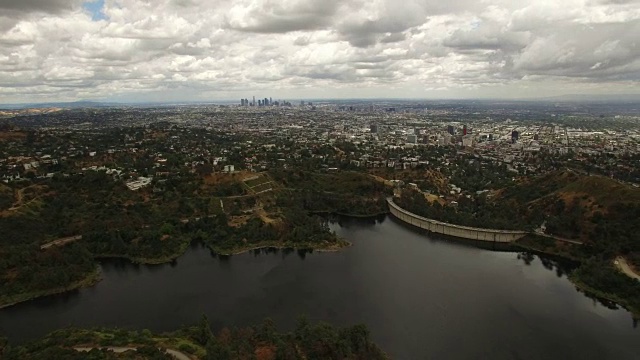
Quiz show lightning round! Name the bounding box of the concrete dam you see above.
[387,198,527,243]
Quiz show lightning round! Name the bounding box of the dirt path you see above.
[615,257,640,281]
[40,235,83,250]
[74,346,192,360]
[14,187,23,205]
[5,185,43,213]
[534,232,584,245]
[368,174,395,187]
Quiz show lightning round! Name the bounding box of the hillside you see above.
[500,170,640,208]
[498,171,640,252]
[1,319,388,360]
[396,170,640,262]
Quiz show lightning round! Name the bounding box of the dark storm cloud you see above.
[0,0,80,13]
[337,5,427,48]
[228,16,330,33]
[226,0,340,33]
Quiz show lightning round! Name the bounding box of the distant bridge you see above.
[387,198,527,243]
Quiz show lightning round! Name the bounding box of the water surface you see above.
[1,216,638,359]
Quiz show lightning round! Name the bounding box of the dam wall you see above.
[387,198,527,243]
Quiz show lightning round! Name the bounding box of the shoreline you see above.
[3,213,636,320]
[0,266,102,310]
[312,210,389,218]
[94,238,192,265]
[0,238,351,309]
[207,239,352,256]
[387,202,640,318]
[569,275,640,318]
[512,241,583,262]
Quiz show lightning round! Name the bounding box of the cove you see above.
[0,215,638,359]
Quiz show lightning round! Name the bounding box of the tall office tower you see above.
[244,99,249,106]
[447,125,455,135]
[240,99,245,106]
[265,98,269,106]
[463,125,468,136]
[300,101,305,106]
[511,130,519,143]
[270,97,272,105]
[253,96,255,106]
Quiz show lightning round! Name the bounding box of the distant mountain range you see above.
[534,94,640,102]
[0,101,116,109]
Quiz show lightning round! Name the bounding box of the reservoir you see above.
[0,216,638,359]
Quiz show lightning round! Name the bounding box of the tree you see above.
[160,222,174,236]
[257,318,277,342]
[205,338,232,360]
[0,336,7,357]
[197,314,213,345]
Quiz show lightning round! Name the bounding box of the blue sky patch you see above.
[83,0,107,21]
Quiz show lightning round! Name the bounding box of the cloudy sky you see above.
[0,0,639,104]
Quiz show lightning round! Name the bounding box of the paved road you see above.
[74,346,191,360]
[614,257,640,281]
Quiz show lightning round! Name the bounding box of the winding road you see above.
[74,346,192,360]
[614,257,640,281]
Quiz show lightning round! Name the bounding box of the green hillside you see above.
[499,171,640,252]
[1,318,388,360]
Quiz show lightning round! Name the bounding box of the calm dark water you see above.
[1,216,638,359]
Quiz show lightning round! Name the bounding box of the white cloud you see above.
[0,0,638,103]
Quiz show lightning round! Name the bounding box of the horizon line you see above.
[2,94,640,109]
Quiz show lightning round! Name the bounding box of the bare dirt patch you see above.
[256,207,279,225]
[424,193,446,205]
[0,131,27,141]
[229,215,250,227]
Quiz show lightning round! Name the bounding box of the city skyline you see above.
[0,0,639,104]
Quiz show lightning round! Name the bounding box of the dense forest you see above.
[0,318,388,360]
[0,169,386,307]
[269,170,391,216]
[395,189,530,230]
